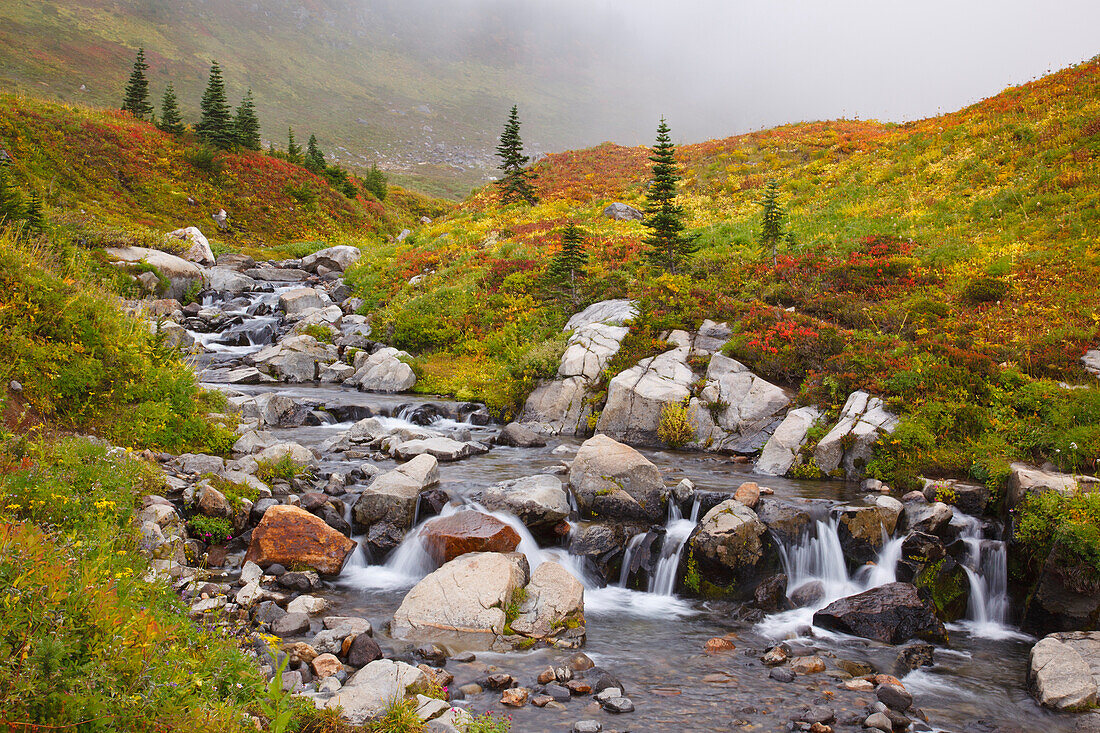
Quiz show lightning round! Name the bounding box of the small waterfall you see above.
[956,515,1013,637]
[648,496,701,596]
[617,533,647,587]
[761,515,903,638]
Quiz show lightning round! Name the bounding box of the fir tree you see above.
[642,118,696,273]
[305,134,326,172]
[234,89,261,150]
[23,191,44,233]
[196,61,235,149]
[495,105,537,205]
[759,180,785,267]
[545,223,589,307]
[362,163,387,201]
[156,83,185,134]
[0,170,23,227]
[286,127,303,163]
[121,47,153,118]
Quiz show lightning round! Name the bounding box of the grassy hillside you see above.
[0,93,449,255]
[348,57,1100,490]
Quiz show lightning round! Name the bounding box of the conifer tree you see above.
[305,134,326,172]
[196,61,234,149]
[23,192,44,233]
[642,118,696,273]
[234,89,261,150]
[287,127,303,163]
[156,83,185,134]
[495,105,537,205]
[122,47,154,118]
[0,171,22,226]
[362,164,387,201]
[759,180,785,267]
[545,223,589,307]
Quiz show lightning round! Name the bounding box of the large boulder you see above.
[690,499,768,574]
[813,582,949,644]
[603,202,643,221]
[251,335,339,383]
[495,422,547,448]
[596,347,693,446]
[392,437,483,462]
[324,659,432,724]
[755,499,813,545]
[480,475,571,528]
[903,501,953,536]
[392,552,529,647]
[204,266,258,294]
[350,347,416,392]
[279,287,329,316]
[420,512,521,565]
[519,377,591,435]
[301,245,361,273]
[1028,632,1100,712]
[568,434,665,522]
[244,505,356,575]
[814,391,898,478]
[558,323,631,382]
[920,478,992,516]
[168,226,215,266]
[508,560,585,645]
[565,299,638,331]
[352,454,439,530]
[692,354,790,452]
[105,246,202,302]
[1024,542,1100,634]
[756,406,823,476]
[835,503,899,561]
[1007,462,1100,511]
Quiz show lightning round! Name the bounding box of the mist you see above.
[370,0,1100,148]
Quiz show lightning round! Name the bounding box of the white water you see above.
[952,515,1029,640]
[648,497,701,596]
[758,517,903,639]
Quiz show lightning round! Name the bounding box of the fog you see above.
[370,0,1100,146]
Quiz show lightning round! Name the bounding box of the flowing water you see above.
[196,284,1071,732]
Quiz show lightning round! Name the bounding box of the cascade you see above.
[955,515,1015,638]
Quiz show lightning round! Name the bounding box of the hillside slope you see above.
[347,57,1100,488]
[0,93,448,252]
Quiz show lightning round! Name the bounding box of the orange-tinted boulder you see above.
[245,505,356,575]
[421,512,521,565]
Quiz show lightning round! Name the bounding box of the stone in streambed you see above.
[244,505,356,576]
[813,582,948,645]
[420,512,521,565]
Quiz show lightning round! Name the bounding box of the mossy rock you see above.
[914,556,969,622]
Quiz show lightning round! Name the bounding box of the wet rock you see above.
[500,687,529,706]
[864,712,893,731]
[393,436,488,462]
[365,521,405,559]
[420,512,521,565]
[690,499,767,574]
[734,481,761,508]
[762,644,789,666]
[755,499,812,545]
[272,612,311,636]
[569,435,665,522]
[790,580,826,608]
[602,696,634,713]
[352,454,439,530]
[903,501,953,536]
[545,683,572,701]
[569,652,595,671]
[790,656,826,674]
[244,505,356,576]
[813,582,949,645]
[496,422,547,447]
[770,667,796,683]
[1024,543,1100,633]
[877,683,913,711]
[480,474,571,528]
[704,637,737,652]
[572,721,602,733]
[911,554,969,621]
[278,570,321,593]
[836,504,897,561]
[796,705,835,724]
[754,573,788,611]
[895,643,935,674]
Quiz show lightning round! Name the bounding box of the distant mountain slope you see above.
[0,93,448,249]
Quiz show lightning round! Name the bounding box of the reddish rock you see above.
[704,637,737,653]
[500,687,530,707]
[734,481,761,509]
[244,505,356,575]
[311,653,342,678]
[420,512,521,565]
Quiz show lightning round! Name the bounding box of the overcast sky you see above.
[429,0,1100,145]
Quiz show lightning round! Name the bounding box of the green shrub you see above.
[961,275,1009,303]
[299,323,334,343]
[183,145,224,176]
[256,454,303,483]
[466,712,513,733]
[1015,490,1100,591]
[187,515,234,545]
[658,400,696,448]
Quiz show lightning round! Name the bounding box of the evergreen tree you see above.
[495,105,538,205]
[234,89,261,150]
[759,180,785,267]
[0,169,23,226]
[305,134,326,172]
[545,223,589,307]
[286,127,303,163]
[195,61,235,149]
[23,191,44,233]
[362,164,387,201]
[156,83,185,134]
[121,47,154,118]
[642,118,696,273]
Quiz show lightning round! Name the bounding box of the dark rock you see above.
[252,601,286,627]
[365,521,405,560]
[546,684,572,701]
[486,673,515,690]
[346,633,382,668]
[272,612,311,637]
[278,571,320,593]
[755,499,812,545]
[315,504,352,536]
[877,683,914,711]
[602,696,634,713]
[754,573,788,611]
[789,580,826,608]
[267,563,287,576]
[795,705,835,724]
[894,643,935,674]
[415,644,447,665]
[911,554,969,622]
[250,497,280,525]
[299,492,330,512]
[812,582,949,644]
[769,667,796,683]
[922,479,991,515]
[1023,540,1100,635]
[451,651,476,663]
[588,668,624,694]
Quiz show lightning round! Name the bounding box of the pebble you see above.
[594,687,622,703]
[790,656,826,675]
[877,683,913,711]
[546,684,572,702]
[762,645,789,666]
[864,712,892,731]
[705,637,737,652]
[769,668,796,683]
[450,651,476,663]
[601,697,634,713]
[500,687,529,707]
[572,722,602,733]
